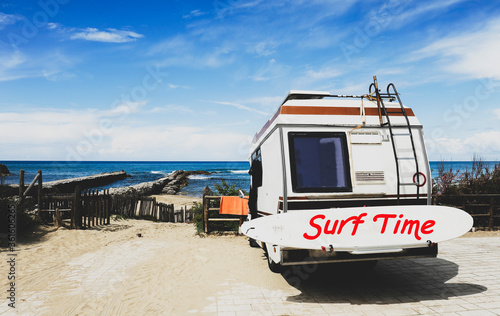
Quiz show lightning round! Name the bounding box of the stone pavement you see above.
[194,236,500,316]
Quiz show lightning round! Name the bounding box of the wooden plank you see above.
[54,208,63,228]
[106,190,110,225]
[19,170,24,203]
[203,196,209,233]
[37,170,42,217]
[208,218,241,222]
[23,171,40,198]
[489,197,495,230]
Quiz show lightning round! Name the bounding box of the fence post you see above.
[489,197,495,230]
[72,186,81,229]
[54,208,63,228]
[91,190,95,227]
[37,170,42,219]
[106,189,110,225]
[18,170,25,205]
[202,186,212,233]
[203,196,209,233]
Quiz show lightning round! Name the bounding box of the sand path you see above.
[0,220,290,315]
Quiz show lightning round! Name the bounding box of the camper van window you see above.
[289,132,351,193]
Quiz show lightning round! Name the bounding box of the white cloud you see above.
[427,131,500,160]
[0,12,22,29]
[304,67,342,81]
[103,101,148,117]
[243,96,283,110]
[207,100,270,116]
[0,110,98,150]
[416,17,500,80]
[385,0,468,29]
[214,0,264,18]
[95,125,250,160]
[183,9,207,19]
[149,35,235,68]
[0,105,252,160]
[0,50,76,82]
[149,105,194,114]
[251,59,289,81]
[70,28,144,43]
[251,41,278,57]
[0,50,25,69]
[494,109,500,120]
[167,83,189,89]
[46,22,62,30]
[292,64,342,89]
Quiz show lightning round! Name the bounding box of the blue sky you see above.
[1,0,500,161]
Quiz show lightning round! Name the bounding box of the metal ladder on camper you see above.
[370,77,420,203]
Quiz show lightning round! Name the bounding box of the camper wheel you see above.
[249,238,260,248]
[264,245,283,273]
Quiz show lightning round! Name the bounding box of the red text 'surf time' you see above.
[303,213,435,241]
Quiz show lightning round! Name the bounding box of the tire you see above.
[265,245,283,273]
[249,238,260,248]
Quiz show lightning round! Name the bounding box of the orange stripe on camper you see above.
[219,196,249,216]
[280,106,414,116]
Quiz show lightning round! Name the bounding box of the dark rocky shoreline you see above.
[108,170,209,196]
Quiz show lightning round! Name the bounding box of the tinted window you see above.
[289,132,351,192]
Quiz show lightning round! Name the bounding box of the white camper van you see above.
[241,77,472,272]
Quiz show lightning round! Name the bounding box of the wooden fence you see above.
[40,187,193,229]
[434,194,500,230]
[111,195,193,223]
[41,187,111,228]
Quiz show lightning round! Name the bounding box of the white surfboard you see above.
[241,205,473,252]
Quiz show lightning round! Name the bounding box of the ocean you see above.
[1,161,250,197]
[1,161,498,197]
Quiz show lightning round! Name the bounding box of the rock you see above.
[108,170,209,197]
[0,163,9,176]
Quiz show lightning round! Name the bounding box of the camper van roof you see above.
[281,90,330,104]
[251,93,421,150]
[281,90,365,105]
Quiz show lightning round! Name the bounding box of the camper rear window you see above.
[289,132,352,193]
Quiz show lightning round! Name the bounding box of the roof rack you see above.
[281,90,365,105]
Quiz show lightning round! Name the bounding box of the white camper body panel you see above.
[257,129,284,216]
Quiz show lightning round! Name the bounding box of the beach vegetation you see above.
[213,179,247,196]
[0,163,9,185]
[433,155,500,195]
[0,163,10,185]
[191,202,204,234]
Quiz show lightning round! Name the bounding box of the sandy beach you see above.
[0,217,289,315]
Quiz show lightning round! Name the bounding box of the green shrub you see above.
[433,156,500,196]
[191,201,204,234]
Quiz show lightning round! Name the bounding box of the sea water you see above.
[1,160,498,197]
[1,161,250,197]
